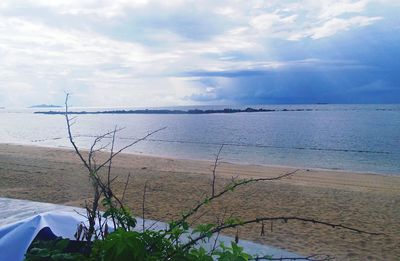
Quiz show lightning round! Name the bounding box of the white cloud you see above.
[250,13,298,31]
[310,16,383,39]
[318,0,368,19]
[0,0,395,106]
[0,14,190,106]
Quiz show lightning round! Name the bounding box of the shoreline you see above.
[3,142,399,177]
[1,143,399,259]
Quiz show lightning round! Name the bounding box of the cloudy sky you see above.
[0,0,399,107]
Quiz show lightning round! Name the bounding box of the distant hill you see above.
[35,107,315,115]
[29,104,62,108]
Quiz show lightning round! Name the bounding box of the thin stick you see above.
[65,93,90,172]
[180,216,383,252]
[211,144,224,197]
[95,127,166,173]
[121,172,131,203]
[172,170,299,230]
[251,254,334,261]
[142,180,148,232]
[107,126,118,188]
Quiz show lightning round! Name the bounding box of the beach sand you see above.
[0,143,399,260]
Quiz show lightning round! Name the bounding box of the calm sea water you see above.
[0,104,399,175]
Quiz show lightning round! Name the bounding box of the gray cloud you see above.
[0,0,397,107]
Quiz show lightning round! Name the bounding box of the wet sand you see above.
[0,143,399,260]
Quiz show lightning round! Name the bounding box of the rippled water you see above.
[1,104,399,174]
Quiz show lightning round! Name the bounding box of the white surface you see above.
[0,198,301,260]
[0,198,76,227]
[0,211,87,261]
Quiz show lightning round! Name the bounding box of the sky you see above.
[0,0,399,107]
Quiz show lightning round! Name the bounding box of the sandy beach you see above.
[0,143,399,260]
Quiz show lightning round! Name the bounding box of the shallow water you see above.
[1,104,399,174]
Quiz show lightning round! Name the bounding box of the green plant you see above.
[25,238,85,261]
[214,242,252,261]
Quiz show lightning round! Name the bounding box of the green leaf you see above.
[55,239,69,251]
[182,221,189,230]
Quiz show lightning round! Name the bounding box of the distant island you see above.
[0,107,4,109]
[29,104,62,108]
[35,107,314,115]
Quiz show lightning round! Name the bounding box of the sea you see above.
[1,104,399,175]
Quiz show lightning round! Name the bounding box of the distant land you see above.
[29,104,62,108]
[35,107,314,115]
[0,107,4,109]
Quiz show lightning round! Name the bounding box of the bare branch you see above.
[121,172,131,203]
[65,93,90,172]
[173,170,299,229]
[73,209,88,219]
[95,127,166,173]
[210,230,221,255]
[97,210,104,240]
[107,126,118,188]
[211,144,224,197]
[188,209,211,227]
[88,127,124,168]
[180,216,383,251]
[251,254,335,261]
[147,220,160,231]
[209,207,228,255]
[142,180,148,232]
